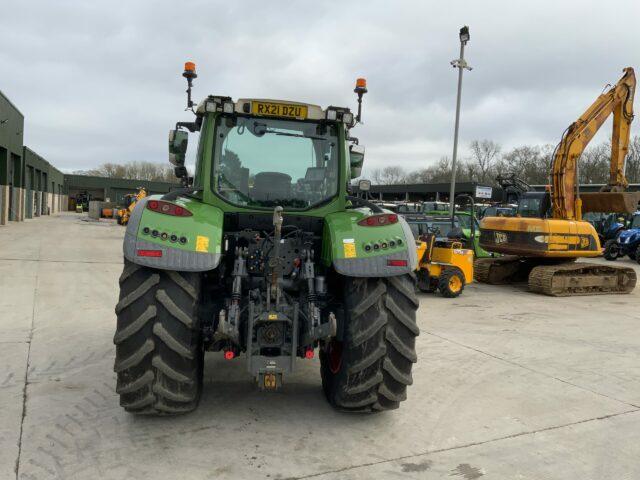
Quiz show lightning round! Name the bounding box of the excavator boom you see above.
[552,67,638,219]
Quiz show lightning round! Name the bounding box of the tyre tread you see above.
[113,260,202,415]
[321,274,419,412]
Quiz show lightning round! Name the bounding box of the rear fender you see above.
[123,195,223,271]
[322,209,418,277]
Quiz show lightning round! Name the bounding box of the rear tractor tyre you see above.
[320,274,419,412]
[113,259,203,415]
[438,269,465,298]
[603,240,620,261]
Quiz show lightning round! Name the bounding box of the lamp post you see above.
[448,26,472,221]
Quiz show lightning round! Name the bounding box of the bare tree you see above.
[579,143,610,184]
[371,166,408,185]
[405,157,453,184]
[468,140,500,184]
[85,161,178,182]
[365,137,640,189]
[497,145,549,185]
[625,135,640,184]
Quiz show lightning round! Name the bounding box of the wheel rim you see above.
[327,340,343,374]
[449,275,462,292]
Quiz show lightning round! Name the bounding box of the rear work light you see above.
[137,249,163,257]
[387,259,407,267]
[147,200,192,217]
[357,214,398,227]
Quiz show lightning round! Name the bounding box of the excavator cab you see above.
[516,192,551,218]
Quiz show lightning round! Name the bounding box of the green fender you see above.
[123,194,224,271]
[322,209,418,277]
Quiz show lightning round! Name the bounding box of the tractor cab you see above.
[403,214,461,241]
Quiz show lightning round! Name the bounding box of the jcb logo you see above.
[494,231,508,244]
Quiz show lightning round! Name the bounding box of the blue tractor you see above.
[583,212,627,244]
[603,212,640,263]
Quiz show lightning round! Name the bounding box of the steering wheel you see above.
[426,226,441,236]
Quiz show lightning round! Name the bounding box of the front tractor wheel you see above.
[603,240,620,261]
[113,259,203,415]
[320,275,419,412]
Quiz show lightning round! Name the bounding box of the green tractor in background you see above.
[423,196,492,258]
[113,63,419,415]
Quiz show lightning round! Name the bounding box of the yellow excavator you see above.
[476,67,639,296]
[116,188,147,226]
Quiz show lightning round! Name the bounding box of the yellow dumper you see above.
[415,233,474,297]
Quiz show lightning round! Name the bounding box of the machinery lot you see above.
[1,213,639,480]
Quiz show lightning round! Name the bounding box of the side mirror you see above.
[168,129,188,166]
[349,145,365,179]
[358,179,371,192]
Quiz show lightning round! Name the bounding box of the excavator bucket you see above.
[581,192,640,214]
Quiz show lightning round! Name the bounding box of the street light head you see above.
[459,26,470,44]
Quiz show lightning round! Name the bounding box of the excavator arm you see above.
[551,67,636,220]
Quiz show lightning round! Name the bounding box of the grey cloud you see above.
[0,0,638,174]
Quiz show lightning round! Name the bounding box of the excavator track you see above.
[528,262,637,297]
[474,256,533,284]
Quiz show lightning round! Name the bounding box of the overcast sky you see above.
[1,0,639,175]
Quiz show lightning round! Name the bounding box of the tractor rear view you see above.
[112,63,420,415]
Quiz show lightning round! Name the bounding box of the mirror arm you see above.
[175,121,199,133]
[174,166,191,186]
[346,195,383,213]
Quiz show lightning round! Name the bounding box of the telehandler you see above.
[113,63,419,415]
[116,187,147,225]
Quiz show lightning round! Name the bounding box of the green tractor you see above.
[113,63,419,415]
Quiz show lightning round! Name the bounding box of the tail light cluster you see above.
[137,249,163,258]
[387,259,408,267]
[147,200,192,217]
[358,213,398,227]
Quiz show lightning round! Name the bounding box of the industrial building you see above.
[352,181,502,202]
[64,174,177,208]
[0,90,66,225]
[0,89,178,226]
[0,90,25,224]
[353,181,640,205]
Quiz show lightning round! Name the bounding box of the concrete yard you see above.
[1,213,639,480]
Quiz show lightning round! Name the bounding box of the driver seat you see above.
[252,172,292,201]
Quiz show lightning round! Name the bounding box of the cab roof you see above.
[196,97,350,122]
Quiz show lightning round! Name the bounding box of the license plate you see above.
[251,101,307,119]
